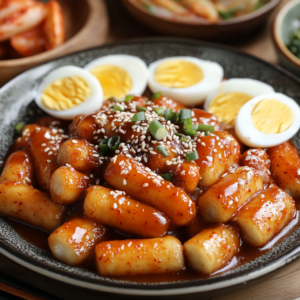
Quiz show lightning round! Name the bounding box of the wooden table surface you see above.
[1,0,300,299]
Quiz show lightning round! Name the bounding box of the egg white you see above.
[204,78,275,111]
[147,56,224,106]
[235,93,300,148]
[35,66,103,120]
[84,54,148,98]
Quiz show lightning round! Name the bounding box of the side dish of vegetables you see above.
[136,0,270,23]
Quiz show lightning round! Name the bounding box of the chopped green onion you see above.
[148,120,167,140]
[108,136,121,151]
[151,91,162,100]
[175,133,185,138]
[163,109,178,122]
[131,112,145,122]
[183,118,196,137]
[113,105,124,111]
[14,122,24,134]
[125,95,134,102]
[156,145,168,157]
[254,0,264,10]
[218,6,242,20]
[198,124,214,133]
[154,107,165,115]
[161,172,173,182]
[186,151,199,161]
[179,109,192,121]
[99,139,109,155]
[137,106,147,112]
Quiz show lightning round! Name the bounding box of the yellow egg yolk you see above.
[251,99,293,134]
[154,60,204,88]
[90,65,133,100]
[42,76,91,111]
[208,92,253,126]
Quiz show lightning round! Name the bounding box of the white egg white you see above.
[147,56,224,106]
[235,93,300,148]
[84,54,148,98]
[35,66,103,120]
[204,78,275,111]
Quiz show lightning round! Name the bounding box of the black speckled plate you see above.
[0,38,300,297]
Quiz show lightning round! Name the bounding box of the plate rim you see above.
[1,37,300,296]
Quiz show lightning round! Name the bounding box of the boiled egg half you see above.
[204,78,274,126]
[84,54,148,100]
[148,56,224,106]
[35,66,103,120]
[235,93,300,148]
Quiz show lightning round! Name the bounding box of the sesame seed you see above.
[113,203,117,209]
[143,183,148,187]
[47,160,51,163]
[123,179,127,185]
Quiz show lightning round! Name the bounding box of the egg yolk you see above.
[208,92,253,126]
[154,60,204,88]
[90,65,132,100]
[42,76,91,111]
[251,99,293,134]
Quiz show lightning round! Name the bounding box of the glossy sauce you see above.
[4,203,300,283]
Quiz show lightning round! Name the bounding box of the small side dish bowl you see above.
[273,0,300,77]
[122,0,281,42]
[0,0,108,87]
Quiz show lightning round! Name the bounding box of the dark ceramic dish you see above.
[122,0,281,42]
[0,38,300,297]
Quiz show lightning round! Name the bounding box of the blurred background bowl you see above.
[0,0,108,86]
[122,0,281,42]
[273,0,300,76]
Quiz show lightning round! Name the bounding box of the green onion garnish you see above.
[99,139,109,155]
[156,145,168,157]
[175,133,188,142]
[131,112,145,122]
[108,136,121,151]
[113,105,123,111]
[14,122,24,134]
[137,106,147,111]
[179,109,192,121]
[151,91,162,100]
[198,124,214,133]
[186,151,199,161]
[161,172,173,182]
[183,118,196,137]
[125,95,134,102]
[163,109,178,122]
[148,120,167,140]
[154,107,165,115]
